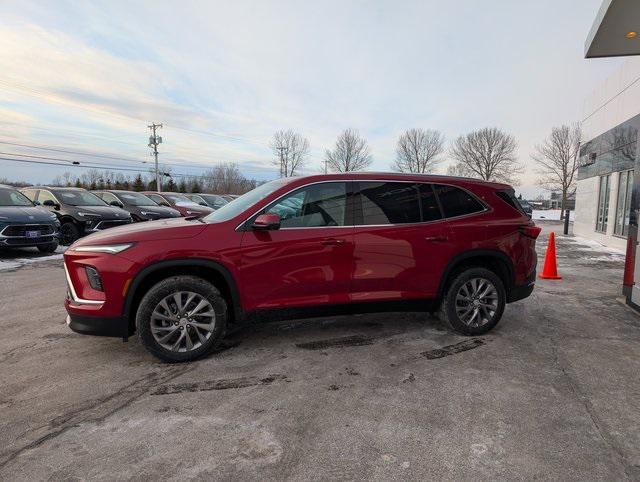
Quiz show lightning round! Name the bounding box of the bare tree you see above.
[446,163,473,177]
[270,130,309,177]
[325,129,372,172]
[449,127,522,184]
[202,162,256,194]
[394,128,444,173]
[532,124,581,218]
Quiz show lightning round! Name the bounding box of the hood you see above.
[0,206,58,223]
[73,205,131,218]
[136,205,181,217]
[72,217,208,246]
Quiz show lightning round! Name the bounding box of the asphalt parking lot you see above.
[1,220,639,480]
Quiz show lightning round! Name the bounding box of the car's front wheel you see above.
[439,267,506,335]
[59,222,80,245]
[136,276,227,362]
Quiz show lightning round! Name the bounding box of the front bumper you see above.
[66,313,131,337]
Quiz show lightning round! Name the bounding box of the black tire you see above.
[136,275,227,362]
[59,222,80,246]
[37,241,59,253]
[438,267,506,336]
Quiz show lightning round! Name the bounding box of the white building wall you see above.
[576,57,639,250]
[574,174,626,251]
[582,56,640,142]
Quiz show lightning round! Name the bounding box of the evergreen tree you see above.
[74,178,83,188]
[133,174,145,192]
[178,178,187,193]
[190,179,202,193]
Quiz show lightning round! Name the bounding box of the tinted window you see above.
[55,190,106,206]
[357,182,421,225]
[434,184,485,218]
[99,192,120,204]
[118,192,157,206]
[266,182,347,228]
[146,194,165,205]
[418,184,442,222]
[0,189,33,206]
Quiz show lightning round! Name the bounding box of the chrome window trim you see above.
[235,179,490,231]
[63,263,104,306]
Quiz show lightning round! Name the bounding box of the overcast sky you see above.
[0,0,624,196]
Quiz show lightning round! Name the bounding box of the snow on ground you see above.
[532,209,575,221]
[0,246,66,271]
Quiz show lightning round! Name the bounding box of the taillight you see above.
[519,225,542,239]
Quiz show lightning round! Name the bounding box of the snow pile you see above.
[532,210,575,221]
[0,246,66,271]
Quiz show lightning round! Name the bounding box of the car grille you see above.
[95,220,131,230]
[4,235,55,245]
[1,224,55,237]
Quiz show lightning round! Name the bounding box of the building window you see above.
[614,170,634,237]
[596,174,611,233]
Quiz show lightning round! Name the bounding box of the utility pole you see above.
[148,123,163,191]
[276,146,287,177]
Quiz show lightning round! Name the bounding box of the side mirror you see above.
[110,201,124,208]
[252,213,281,231]
[199,202,207,206]
[42,200,60,210]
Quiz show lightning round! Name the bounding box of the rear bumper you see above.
[67,313,130,338]
[507,270,536,303]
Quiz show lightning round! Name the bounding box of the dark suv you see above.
[0,184,60,253]
[93,190,181,222]
[63,173,540,362]
[21,187,132,245]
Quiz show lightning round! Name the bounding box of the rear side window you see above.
[496,190,527,215]
[21,189,38,201]
[418,184,443,222]
[434,184,485,218]
[357,182,421,225]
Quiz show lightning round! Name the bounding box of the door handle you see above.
[321,238,345,246]
[424,235,448,242]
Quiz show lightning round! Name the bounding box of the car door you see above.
[239,181,354,311]
[350,181,454,302]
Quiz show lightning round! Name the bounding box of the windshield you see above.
[118,192,158,206]
[204,178,292,223]
[0,189,34,207]
[57,190,107,206]
[201,194,228,207]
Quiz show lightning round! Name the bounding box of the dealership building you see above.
[576,0,640,308]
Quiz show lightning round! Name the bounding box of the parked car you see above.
[221,194,239,202]
[142,192,213,218]
[93,190,181,222]
[184,193,228,210]
[0,184,60,253]
[21,186,132,245]
[517,198,533,218]
[64,173,541,362]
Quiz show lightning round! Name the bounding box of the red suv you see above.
[63,174,540,362]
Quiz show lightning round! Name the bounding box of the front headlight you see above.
[72,243,135,254]
[140,211,157,216]
[77,212,101,218]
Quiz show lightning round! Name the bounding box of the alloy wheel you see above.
[150,291,216,352]
[454,277,499,327]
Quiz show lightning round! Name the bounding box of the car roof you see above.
[281,172,512,190]
[26,186,88,191]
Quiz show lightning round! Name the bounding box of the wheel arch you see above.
[437,249,514,300]
[123,258,243,332]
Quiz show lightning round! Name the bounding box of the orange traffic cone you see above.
[539,231,562,280]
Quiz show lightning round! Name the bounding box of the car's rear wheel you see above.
[439,267,505,335]
[136,275,227,362]
[59,222,80,245]
[37,241,58,253]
